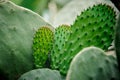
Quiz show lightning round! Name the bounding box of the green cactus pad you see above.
[70,4,116,50]
[0,1,53,80]
[66,47,120,80]
[115,14,120,70]
[18,68,62,80]
[59,4,117,75]
[33,27,54,68]
[50,25,71,69]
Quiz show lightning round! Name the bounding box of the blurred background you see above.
[10,0,72,24]
[10,0,120,26]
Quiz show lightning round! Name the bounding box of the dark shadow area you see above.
[111,0,120,11]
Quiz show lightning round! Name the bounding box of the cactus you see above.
[18,68,62,80]
[115,14,120,70]
[58,4,117,75]
[51,25,71,69]
[0,1,53,80]
[66,47,120,80]
[33,26,54,68]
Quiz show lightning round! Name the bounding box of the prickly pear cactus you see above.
[71,4,116,50]
[18,68,62,80]
[33,26,54,68]
[51,25,71,69]
[0,1,53,80]
[58,4,117,75]
[66,47,120,80]
[115,14,120,70]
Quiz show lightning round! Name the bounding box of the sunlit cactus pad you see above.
[33,27,54,68]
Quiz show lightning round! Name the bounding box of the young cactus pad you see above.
[59,4,116,75]
[66,47,120,80]
[33,26,54,68]
[50,25,71,69]
[18,68,62,80]
[0,1,53,80]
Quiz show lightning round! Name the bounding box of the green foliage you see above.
[66,47,120,80]
[33,26,54,68]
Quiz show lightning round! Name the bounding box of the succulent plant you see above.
[18,68,62,80]
[33,26,54,68]
[0,1,53,80]
[0,0,119,80]
[51,25,71,69]
[58,4,117,75]
[66,47,120,80]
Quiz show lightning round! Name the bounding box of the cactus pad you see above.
[66,47,120,80]
[59,4,117,75]
[33,27,54,68]
[18,68,62,80]
[50,25,71,69]
[0,1,53,80]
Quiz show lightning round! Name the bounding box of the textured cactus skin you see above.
[66,47,120,80]
[70,4,116,50]
[33,27,54,68]
[0,1,53,80]
[115,14,120,70]
[58,4,116,75]
[51,25,71,69]
[18,68,62,80]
